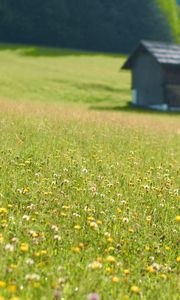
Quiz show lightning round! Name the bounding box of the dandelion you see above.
[112,276,120,283]
[0,281,6,287]
[175,216,180,222]
[106,256,116,263]
[130,286,140,293]
[74,225,81,230]
[8,285,17,293]
[124,269,130,275]
[146,266,156,273]
[20,243,29,252]
[0,208,7,214]
[72,247,80,253]
[176,256,180,262]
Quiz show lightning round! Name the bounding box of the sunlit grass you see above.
[0,45,179,300]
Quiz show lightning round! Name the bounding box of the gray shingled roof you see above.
[122,40,180,69]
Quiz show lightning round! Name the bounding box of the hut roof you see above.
[122,40,180,69]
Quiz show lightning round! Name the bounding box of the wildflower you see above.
[124,269,130,275]
[152,263,161,271]
[160,274,167,280]
[89,261,102,270]
[41,250,47,255]
[107,237,113,243]
[54,288,61,299]
[54,235,61,241]
[26,258,34,266]
[0,234,4,244]
[0,208,7,214]
[175,216,180,222]
[72,247,80,253]
[22,215,30,221]
[0,281,6,287]
[122,217,129,223]
[20,243,29,252]
[176,256,180,262]
[82,168,88,174]
[112,276,120,283]
[51,224,58,232]
[146,216,152,222]
[25,273,40,281]
[146,266,156,273]
[5,244,14,252]
[74,225,81,230]
[106,256,116,263]
[89,222,98,229]
[8,285,16,293]
[130,286,140,293]
[87,293,100,300]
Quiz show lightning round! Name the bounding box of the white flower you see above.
[26,258,34,266]
[22,215,30,221]
[54,235,61,241]
[5,243,14,252]
[25,273,40,281]
[51,224,58,232]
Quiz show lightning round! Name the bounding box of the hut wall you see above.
[132,53,164,106]
[163,66,180,107]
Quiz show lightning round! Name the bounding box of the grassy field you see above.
[0,45,180,300]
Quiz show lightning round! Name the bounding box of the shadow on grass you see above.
[90,102,180,115]
[0,43,124,58]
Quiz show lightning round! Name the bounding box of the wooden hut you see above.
[122,40,180,111]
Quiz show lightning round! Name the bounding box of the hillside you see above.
[0,0,176,53]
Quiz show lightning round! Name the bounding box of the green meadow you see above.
[0,45,179,300]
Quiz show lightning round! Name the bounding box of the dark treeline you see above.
[0,0,173,53]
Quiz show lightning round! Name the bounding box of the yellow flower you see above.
[130,286,140,293]
[8,285,17,293]
[72,247,80,253]
[0,296,5,300]
[106,256,116,263]
[112,276,120,283]
[107,237,113,243]
[176,256,180,262]
[160,274,167,280]
[74,225,81,230]
[124,269,130,275]
[97,257,103,262]
[89,261,102,270]
[41,250,47,255]
[175,216,180,222]
[0,281,6,287]
[0,234,4,244]
[146,266,155,273]
[0,208,7,214]
[107,246,115,252]
[10,297,20,300]
[97,220,102,225]
[20,243,29,252]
